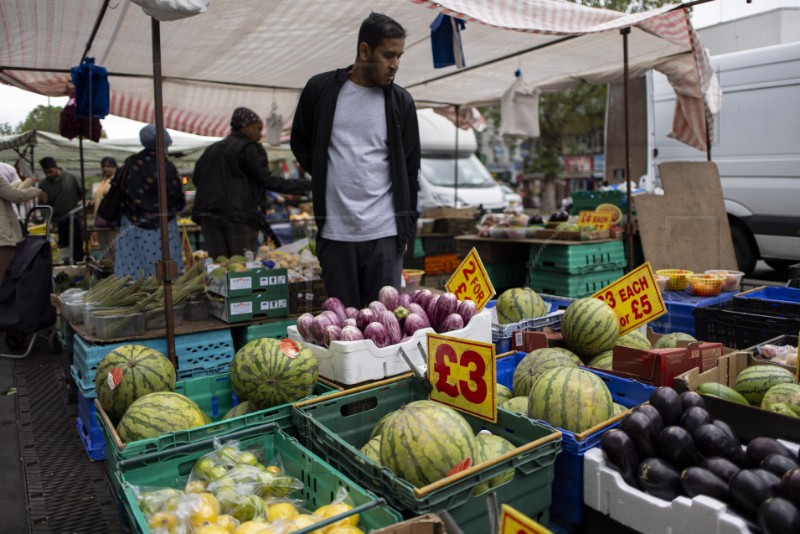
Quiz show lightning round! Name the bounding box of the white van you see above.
[416,109,506,212]
[647,41,800,274]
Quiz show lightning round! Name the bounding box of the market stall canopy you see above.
[0,0,718,150]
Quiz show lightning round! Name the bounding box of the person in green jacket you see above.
[38,156,84,263]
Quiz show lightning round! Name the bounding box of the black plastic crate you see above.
[732,286,800,317]
[693,302,800,349]
[421,235,458,256]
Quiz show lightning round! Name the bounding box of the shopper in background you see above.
[290,12,421,308]
[192,107,311,259]
[38,156,85,263]
[114,125,185,279]
[93,156,118,258]
[0,162,47,285]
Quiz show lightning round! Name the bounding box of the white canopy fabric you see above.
[0,0,717,150]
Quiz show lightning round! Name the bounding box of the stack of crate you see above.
[207,265,290,323]
[527,240,626,298]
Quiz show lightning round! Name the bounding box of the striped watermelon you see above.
[500,396,529,415]
[528,367,614,433]
[116,392,211,443]
[548,347,583,366]
[496,384,513,406]
[761,383,800,415]
[767,403,798,418]
[360,436,382,464]
[95,345,176,422]
[735,365,797,405]
[562,298,619,358]
[512,348,577,397]
[495,288,547,324]
[588,350,613,370]
[222,400,258,420]
[230,338,318,409]
[616,330,652,350]
[472,434,516,495]
[653,332,696,349]
[369,411,398,439]
[380,400,478,488]
[613,403,628,416]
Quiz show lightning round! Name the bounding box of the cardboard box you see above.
[288,278,327,315]
[372,514,446,534]
[206,266,289,298]
[209,291,289,323]
[511,330,564,352]
[422,206,478,219]
[612,346,697,387]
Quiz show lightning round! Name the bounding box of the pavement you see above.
[0,341,28,534]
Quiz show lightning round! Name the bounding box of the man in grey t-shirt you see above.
[291,13,421,308]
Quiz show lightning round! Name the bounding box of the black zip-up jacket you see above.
[290,67,421,251]
[191,132,310,230]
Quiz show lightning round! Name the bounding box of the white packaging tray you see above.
[287,309,492,385]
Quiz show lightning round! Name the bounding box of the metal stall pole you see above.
[454,104,460,208]
[621,27,634,272]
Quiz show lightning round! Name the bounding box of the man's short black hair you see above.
[358,12,406,51]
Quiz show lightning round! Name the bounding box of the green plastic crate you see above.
[413,237,425,259]
[568,189,626,215]
[116,423,402,534]
[485,262,527,291]
[231,317,297,350]
[528,269,625,299]
[292,376,561,533]
[97,372,338,484]
[528,240,626,274]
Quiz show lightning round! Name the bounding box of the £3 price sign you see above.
[446,247,496,312]
[500,504,553,534]
[592,262,666,336]
[427,333,497,423]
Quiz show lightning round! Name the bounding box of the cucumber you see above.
[696,382,750,405]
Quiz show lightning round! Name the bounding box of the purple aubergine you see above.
[312,313,336,345]
[323,325,342,348]
[410,289,431,305]
[440,313,464,333]
[407,303,429,324]
[457,299,477,325]
[399,293,411,308]
[378,310,402,345]
[296,313,315,343]
[394,306,410,321]
[319,309,341,327]
[364,322,390,348]
[369,300,387,314]
[379,286,400,312]
[345,306,359,319]
[356,308,376,332]
[404,313,429,336]
[323,297,347,324]
[343,318,357,328]
[339,325,365,342]
[433,293,459,331]
[425,294,440,322]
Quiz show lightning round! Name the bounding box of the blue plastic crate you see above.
[540,293,576,312]
[492,310,564,354]
[650,289,735,336]
[76,417,106,461]
[733,286,800,316]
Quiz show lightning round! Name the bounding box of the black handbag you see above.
[96,162,129,225]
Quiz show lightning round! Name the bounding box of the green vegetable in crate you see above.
[766,402,799,418]
[549,347,583,366]
[735,365,797,405]
[138,487,182,515]
[379,400,479,488]
[528,367,614,433]
[116,392,211,442]
[95,345,176,422]
[369,411,398,440]
[613,403,628,416]
[230,338,318,409]
[616,329,652,350]
[500,396,529,415]
[222,400,258,420]
[496,384,513,406]
[652,332,696,349]
[561,298,619,358]
[761,383,800,415]
[512,348,577,397]
[472,433,516,495]
[495,287,547,324]
[696,382,749,405]
[588,350,613,370]
[360,436,382,465]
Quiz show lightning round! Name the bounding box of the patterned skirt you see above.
[114,216,183,279]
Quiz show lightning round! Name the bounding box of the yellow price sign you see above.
[500,504,553,534]
[592,262,666,335]
[446,247,496,312]
[577,210,615,230]
[427,333,497,423]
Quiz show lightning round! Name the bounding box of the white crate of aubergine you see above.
[287,309,491,385]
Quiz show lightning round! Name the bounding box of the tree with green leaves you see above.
[0,122,14,135]
[16,104,63,134]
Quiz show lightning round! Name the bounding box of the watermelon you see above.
[116,392,211,443]
[613,403,628,416]
[496,384,513,406]
[380,400,478,488]
[95,345,176,422]
[561,298,619,358]
[761,383,800,415]
[616,330,652,350]
[735,365,797,405]
[512,348,577,397]
[548,347,583,366]
[495,288,547,325]
[471,434,516,495]
[360,436,382,464]
[766,403,799,418]
[652,332,696,349]
[696,382,749,405]
[369,411,398,439]
[222,400,258,420]
[230,338,318,409]
[500,396,528,415]
[588,350,613,370]
[528,367,615,433]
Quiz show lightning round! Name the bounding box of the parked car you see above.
[497,182,522,207]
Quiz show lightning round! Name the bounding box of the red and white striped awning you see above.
[0,0,716,150]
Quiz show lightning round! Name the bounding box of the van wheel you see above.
[764,259,793,273]
[730,224,757,276]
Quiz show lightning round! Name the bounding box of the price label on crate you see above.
[445,248,496,311]
[577,210,615,230]
[500,504,553,534]
[592,262,666,335]
[427,333,497,423]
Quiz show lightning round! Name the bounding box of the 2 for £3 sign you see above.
[592,262,666,335]
[446,248,496,311]
[500,504,553,534]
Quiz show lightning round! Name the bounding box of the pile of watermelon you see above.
[294,287,478,349]
[494,287,549,325]
[699,362,800,418]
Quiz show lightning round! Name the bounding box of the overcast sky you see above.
[0,0,794,139]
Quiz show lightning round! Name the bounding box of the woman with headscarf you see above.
[191,106,310,259]
[93,156,118,257]
[0,162,47,285]
[114,124,185,279]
